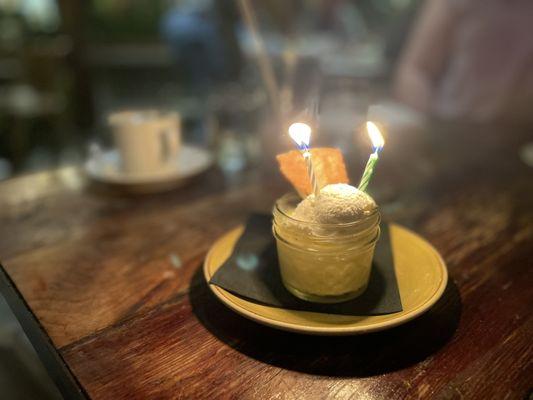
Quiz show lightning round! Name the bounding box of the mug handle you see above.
[160,127,180,162]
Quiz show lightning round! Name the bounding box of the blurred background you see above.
[0,0,532,398]
[1,0,532,179]
[0,0,434,181]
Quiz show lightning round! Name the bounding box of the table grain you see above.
[0,122,532,399]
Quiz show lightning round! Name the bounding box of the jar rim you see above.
[274,192,380,228]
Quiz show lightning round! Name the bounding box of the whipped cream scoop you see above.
[293,183,376,224]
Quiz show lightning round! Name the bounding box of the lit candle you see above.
[358,121,385,192]
[288,122,319,197]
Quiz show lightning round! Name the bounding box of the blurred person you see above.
[160,0,241,92]
[394,0,533,123]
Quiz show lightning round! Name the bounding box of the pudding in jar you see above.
[273,184,380,303]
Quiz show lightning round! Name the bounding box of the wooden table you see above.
[0,122,531,399]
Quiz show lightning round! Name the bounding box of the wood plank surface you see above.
[0,122,532,399]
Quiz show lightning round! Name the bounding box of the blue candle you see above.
[288,122,319,197]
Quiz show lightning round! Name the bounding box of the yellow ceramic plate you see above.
[204,224,447,335]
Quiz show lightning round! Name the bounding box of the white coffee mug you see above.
[108,110,181,175]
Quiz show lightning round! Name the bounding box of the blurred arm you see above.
[393,0,457,113]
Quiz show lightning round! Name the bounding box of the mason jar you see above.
[272,193,380,304]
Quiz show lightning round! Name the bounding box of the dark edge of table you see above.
[0,263,87,400]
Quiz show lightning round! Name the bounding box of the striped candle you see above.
[358,121,385,192]
[288,122,319,197]
[358,151,379,192]
[303,149,319,197]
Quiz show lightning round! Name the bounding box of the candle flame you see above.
[288,122,312,149]
[366,121,385,151]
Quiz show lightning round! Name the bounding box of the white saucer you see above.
[85,145,213,193]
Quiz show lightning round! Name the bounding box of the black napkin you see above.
[210,214,402,315]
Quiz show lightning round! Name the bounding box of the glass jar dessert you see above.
[272,184,381,304]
